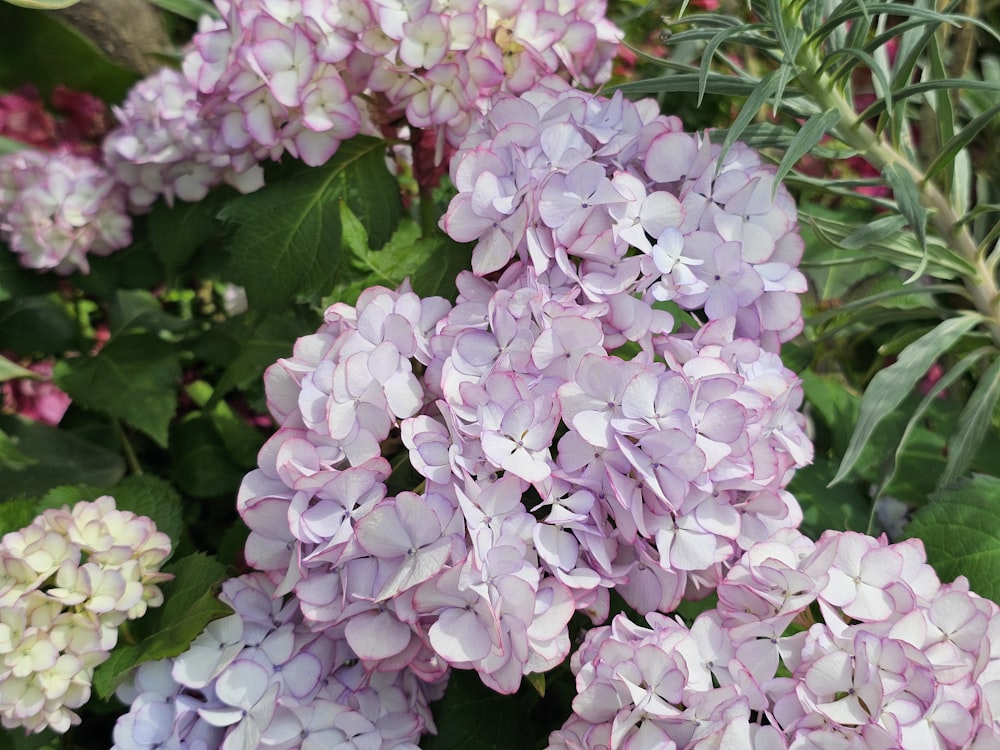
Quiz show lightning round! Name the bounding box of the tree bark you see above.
[58,0,170,75]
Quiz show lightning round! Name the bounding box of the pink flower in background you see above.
[1,359,71,426]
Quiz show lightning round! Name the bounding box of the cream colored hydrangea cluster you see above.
[0,496,172,734]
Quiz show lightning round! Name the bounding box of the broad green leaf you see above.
[831,313,983,485]
[0,429,36,471]
[0,497,39,537]
[0,3,136,102]
[788,457,871,540]
[108,289,190,337]
[150,189,233,275]
[0,415,125,499]
[93,552,230,698]
[939,355,1000,488]
[905,474,1000,602]
[201,310,314,403]
[218,138,401,310]
[0,727,59,750]
[38,475,184,552]
[422,670,537,750]
[54,333,182,447]
[0,355,36,382]
[186,380,264,467]
[0,294,78,355]
[0,250,56,302]
[772,109,840,195]
[800,371,860,456]
[170,414,248,498]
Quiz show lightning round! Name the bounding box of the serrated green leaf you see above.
[0,294,77,355]
[186,380,264,467]
[170,414,247,498]
[788,457,871,540]
[772,109,840,194]
[36,475,184,554]
[422,670,536,750]
[905,474,1000,602]
[54,333,181,447]
[150,190,232,275]
[93,552,230,698]
[218,138,400,310]
[831,314,983,485]
[0,497,39,537]
[0,415,125,499]
[939,355,1000,488]
[203,309,314,404]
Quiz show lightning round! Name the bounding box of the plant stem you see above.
[112,417,143,476]
[795,65,1000,348]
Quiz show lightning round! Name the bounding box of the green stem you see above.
[795,63,1000,348]
[112,417,143,476]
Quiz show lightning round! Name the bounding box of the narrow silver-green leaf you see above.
[715,67,783,173]
[939,354,1000,488]
[923,103,1000,183]
[772,109,840,196]
[831,313,983,485]
[698,25,754,105]
[881,162,928,278]
[880,347,991,496]
[145,0,219,20]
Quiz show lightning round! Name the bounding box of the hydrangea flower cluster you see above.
[111,572,443,750]
[0,496,171,734]
[222,81,811,716]
[103,67,265,212]
[442,77,807,350]
[181,0,620,167]
[0,147,131,274]
[548,527,1000,750]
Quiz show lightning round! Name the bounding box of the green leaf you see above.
[145,0,218,20]
[0,355,37,382]
[772,109,840,194]
[0,497,39,537]
[93,552,230,698]
[108,289,189,337]
[831,313,983,485]
[788,457,871,540]
[923,102,1000,183]
[54,333,182,447]
[940,355,1000,488]
[0,429,36,471]
[150,190,233,276]
[218,138,401,310]
[0,727,60,750]
[881,162,928,276]
[169,414,247,498]
[716,67,784,172]
[0,415,125,499]
[422,670,537,750]
[0,3,136,102]
[0,294,78,356]
[2,0,80,7]
[37,475,184,553]
[880,348,990,497]
[203,310,314,403]
[186,380,264,467]
[905,474,1000,602]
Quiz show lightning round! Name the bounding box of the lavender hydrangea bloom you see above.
[0,148,131,274]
